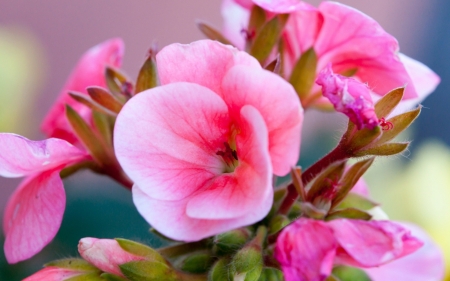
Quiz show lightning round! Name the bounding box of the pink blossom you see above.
[316,64,378,130]
[275,218,423,281]
[41,38,124,146]
[114,40,302,241]
[233,0,307,13]
[222,1,439,108]
[78,238,144,276]
[0,134,88,263]
[23,267,86,281]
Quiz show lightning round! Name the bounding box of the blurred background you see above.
[0,0,448,279]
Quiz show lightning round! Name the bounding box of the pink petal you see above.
[221,65,303,176]
[221,0,250,50]
[253,0,312,13]
[314,2,417,99]
[156,40,260,96]
[78,237,143,276]
[23,267,83,281]
[186,105,272,219]
[3,169,66,263]
[350,178,370,197]
[329,219,423,267]
[41,38,124,144]
[365,223,445,281]
[0,133,87,178]
[233,0,254,9]
[132,183,273,241]
[114,82,231,201]
[275,218,337,281]
[316,64,378,130]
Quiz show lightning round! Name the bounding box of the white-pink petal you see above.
[3,169,66,263]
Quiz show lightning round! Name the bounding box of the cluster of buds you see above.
[2,0,446,280]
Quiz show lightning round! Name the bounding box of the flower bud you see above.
[24,259,101,281]
[78,237,145,276]
[180,252,215,273]
[213,228,252,255]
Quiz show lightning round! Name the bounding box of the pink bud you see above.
[78,237,143,276]
[316,64,378,130]
[23,267,84,281]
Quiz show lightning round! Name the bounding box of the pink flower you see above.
[114,40,303,241]
[274,218,423,281]
[316,64,378,130]
[41,38,124,146]
[222,1,439,109]
[0,134,88,263]
[233,0,306,13]
[78,238,144,276]
[23,267,87,281]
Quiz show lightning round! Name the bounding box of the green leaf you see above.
[196,21,233,46]
[87,87,123,114]
[375,106,421,145]
[332,158,374,209]
[326,208,372,221]
[355,142,409,157]
[336,193,378,211]
[374,87,404,119]
[65,105,109,165]
[289,48,318,99]
[45,258,98,271]
[120,260,178,281]
[332,266,372,281]
[115,238,167,264]
[250,16,283,63]
[135,55,158,94]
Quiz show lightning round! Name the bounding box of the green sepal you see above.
[289,48,318,99]
[105,66,130,97]
[375,106,421,145]
[344,126,382,153]
[120,260,178,281]
[214,228,252,256]
[336,193,378,211]
[332,266,372,281]
[69,91,116,116]
[374,87,404,119]
[196,21,233,46]
[92,111,114,147]
[326,208,372,221]
[306,161,346,201]
[268,214,290,235]
[287,202,302,220]
[332,158,374,209]
[45,258,98,271]
[248,5,266,36]
[65,105,110,165]
[250,15,285,63]
[298,202,327,220]
[264,54,281,74]
[180,252,215,274]
[135,55,158,94]
[101,273,129,281]
[355,142,409,157]
[325,275,341,281]
[115,238,167,264]
[65,272,104,281]
[209,258,230,281]
[87,86,123,114]
[257,268,284,281]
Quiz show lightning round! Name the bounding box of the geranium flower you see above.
[114,40,303,241]
[274,218,425,281]
[0,135,88,263]
[41,38,124,146]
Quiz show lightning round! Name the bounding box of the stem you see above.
[277,184,298,215]
[301,145,348,186]
[158,240,209,259]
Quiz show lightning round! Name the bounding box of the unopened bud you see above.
[209,258,231,281]
[180,252,214,273]
[268,214,290,235]
[119,260,178,281]
[78,237,144,276]
[24,259,100,281]
[257,268,284,281]
[214,228,252,255]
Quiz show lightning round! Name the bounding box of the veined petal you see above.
[329,219,423,267]
[0,133,87,178]
[156,40,260,96]
[221,65,303,176]
[275,218,337,281]
[315,2,417,99]
[23,267,84,281]
[41,38,124,144]
[133,184,273,241]
[114,82,231,201]
[186,105,272,219]
[253,0,314,13]
[221,0,250,50]
[365,223,445,281]
[3,169,66,264]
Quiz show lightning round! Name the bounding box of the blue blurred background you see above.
[0,0,448,279]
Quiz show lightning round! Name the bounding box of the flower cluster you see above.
[2,0,446,280]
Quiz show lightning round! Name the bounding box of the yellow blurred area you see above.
[0,26,46,135]
[366,141,450,280]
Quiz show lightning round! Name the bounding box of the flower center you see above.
[216,142,239,173]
